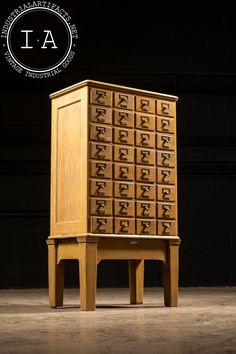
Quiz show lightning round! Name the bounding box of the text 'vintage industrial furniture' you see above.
[47,80,180,310]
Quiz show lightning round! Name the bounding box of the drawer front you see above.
[157,185,176,201]
[90,88,112,106]
[136,113,155,131]
[90,179,112,197]
[90,161,112,179]
[135,131,155,148]
[156,151,175,168]
[114,200,135,217]
[156,133,175,150]
[114,127,134,145]
[90,142,112,160]
[136,219,156,235]
[157,220,176,236]
[136,96,155,114]
[114,163,134,181]
[157,202,176,219]
[114,218,135,234]
[90,198,112,216]
[136,183,155,200]
[90,106,112,125]
[156,116,175,134]
[113,110,134,128]
[156,100,175,117]
[90,124,112,143]
[136,148,155,165]
[114,92,134,110]
[157,168,175,185]
[136,201,155,218]
[114,181,134,199]
[91,216,113,234]
[114,145,134,163]
[136,166,155,183]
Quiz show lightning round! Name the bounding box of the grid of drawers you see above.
[89,87,177,236]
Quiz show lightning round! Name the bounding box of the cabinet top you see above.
[50,79,178,101]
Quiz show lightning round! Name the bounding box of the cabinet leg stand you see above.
[162,241,179,307]
[47,239,65,308]
[78,238,98,311]
[129,260,144,304]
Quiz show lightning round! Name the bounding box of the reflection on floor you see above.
[0,288,235,354]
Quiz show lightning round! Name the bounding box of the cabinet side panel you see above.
[50,87,88,235]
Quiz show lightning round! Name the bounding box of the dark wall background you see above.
[0,3,236,287]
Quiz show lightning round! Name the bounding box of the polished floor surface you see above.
[0,287,235,354]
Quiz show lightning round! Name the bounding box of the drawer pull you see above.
[120,201,129,215]
[141,115,149,129]
[119,148,128,161]
[96,144,106,159]
[119,112,128,126]
[162,204,170,218]
[96,126,106,141]
[141,99,149,112]
[161,119,169,131]
[162,169,170,183]
[141,133,149,146]
[95,108,106,123]
[141,168,150,180]
[120,166,128,179]
[163,222,171,235]
[161,102,170,115]
[119,130,128,143]
[96,163,106,177]
[141,203,150,217]
[96,200,106,214]
[141,220,150,234]
[120,220,129,233]
[161,135,171,148]
[119,183,128,196]
[162,152,170,166]
[96,218,107,233]
[141,185,150,198]
[95,181,106,195]
[141,150,150,163]
[163,188,170,200]
[119,94,128,108]
[96,90,106,104]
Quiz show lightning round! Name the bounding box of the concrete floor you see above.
[0,288,235,354]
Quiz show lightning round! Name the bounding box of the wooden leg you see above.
[78,239,98,311]
[47,239,64,308]
[128,260,144,304]
[162,242,179,307]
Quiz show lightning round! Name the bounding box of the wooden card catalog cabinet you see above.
[47,80,180,311]
[50,80,178,238]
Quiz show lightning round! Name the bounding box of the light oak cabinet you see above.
[47,80,180,310]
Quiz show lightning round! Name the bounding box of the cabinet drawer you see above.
[114,200,135,217]
[114,110,134,128]
[136,96,155,114]
[90,124,112,143]
[157,220,176,236]
[136,219,156,235]
[114,92,134,110]
[114,145,134,163]
[114,218,135,234]
[90,198,112,216]
[136,183,155,200]
[90,179,112,197]
[90,161,112,179]
[157,168,175,185]
[136,113,155,131]
[136,201,155,218]
[90,88,112,106]
[156,116,175,134]
[90,142,112,160]
[157,202,176,219]
[136,166,155,183]
[156,100,175,117]
[156,151,175,168]
[90,106,112,125]
[136,148,155,165]
[156,133,175,150]
[114,163,134,181]
[114,181,134,199]
[91,216,113,234]
[135,131,155,148]
[114,127,134,145]
[157,185,176,201]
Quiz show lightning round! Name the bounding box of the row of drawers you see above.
[90,217,176,236]
[90,162,175,184]
[90,199,175,219]
[90,106,175,132]
[90,89,175,117]
[90,143,175,167]
[90,180,176,200]
[90,124,175,150]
